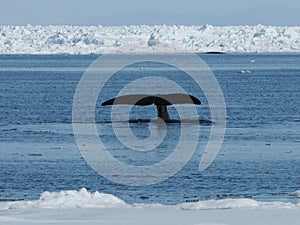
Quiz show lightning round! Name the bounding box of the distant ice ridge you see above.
[0,188,299,210]
[0,24,300,54]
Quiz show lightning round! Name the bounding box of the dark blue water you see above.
[0,54,299,204]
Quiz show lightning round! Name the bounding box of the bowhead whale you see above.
[101,93,201,122]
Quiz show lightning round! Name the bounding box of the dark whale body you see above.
[101,93,201,122]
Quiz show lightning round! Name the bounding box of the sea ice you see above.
[1,188,299,211]
[0,24,299,54]
[0,189,299,225]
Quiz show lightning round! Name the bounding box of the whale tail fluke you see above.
[101,93,201,106]
[101,93,201,121]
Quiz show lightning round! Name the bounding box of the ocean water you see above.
[0,53,299,204]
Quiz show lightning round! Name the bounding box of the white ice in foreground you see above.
[0,24,300,54]
[0,188,299,210]
[293,190,300,198]
[1,189,300,225]
[0,188,127,210]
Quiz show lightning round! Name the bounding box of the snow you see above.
[291,190,300,198]
[0,188,146,210]
[0,189,300,224]
[0,24,300,54]
[1,188,299,211]
[0,188,127,210]
[180,198,298,210]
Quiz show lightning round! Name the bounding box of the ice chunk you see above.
[46,32,65,45]
[0,188,128,210]
[283,27,299,39]
[147,33,159,46]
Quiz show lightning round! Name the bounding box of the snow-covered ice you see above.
[0,188,300,225]
[0,24,300,54]
[291,191,300,198]
[1,188,299,211]
[0,188,127,210]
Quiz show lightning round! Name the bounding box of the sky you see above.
[1,0,300,26]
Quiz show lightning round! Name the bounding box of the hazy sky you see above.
[1,0,299,26]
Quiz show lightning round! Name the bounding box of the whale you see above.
[101,93,201,122]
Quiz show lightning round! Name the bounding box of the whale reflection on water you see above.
[99,119,213,125]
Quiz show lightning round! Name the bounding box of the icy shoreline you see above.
[0,24,299,54]
[0,188,300,225]
[1,188,299,210]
